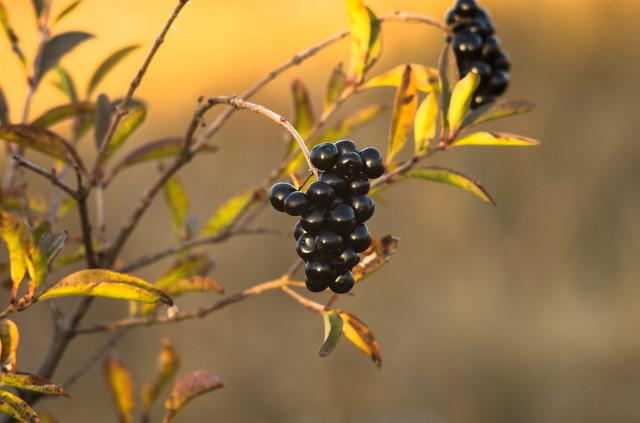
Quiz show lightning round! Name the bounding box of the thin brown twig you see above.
[63,330,128,388]
[11,154,78,199]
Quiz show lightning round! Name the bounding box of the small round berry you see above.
[293,221,306,240]
[455,0,478,16]
[306,278,329,293]
[306,182,335,205]
[350,195,375,223]
[346,176,370,195]
[300,207,327,234]
[283,191,310,216]
[331,196,346,207]
[475,8,491,23]
[334,139,358,155]
[445,8,459,25]
[329,272,355,294]
[309,142,339,170]
[315,231,344,257]
[359,147,385,179]
[487,70,509,95]
[452,31,483,58]
[492,51,511,71]
[461,60,492,80]
[319,171,348,197]
[334,247,360,272]
[347,224,372,253]
[327,203,357,234]
[467,18,494,37]
[269,183,296,212]
[481,36,501,61]
[305,259,336,284]
[336,151,364,176]
[296,234,317,261]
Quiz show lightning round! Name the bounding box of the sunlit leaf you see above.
[2,372,69,397]
[319,310,343,357]
[202,191,253,236]
[352,235,399,282]
[286,80,315,155]
[31,102,94,128]
[87,44,140,97]
[0,87,9,125]
[437,44,459,133]
[407,167,496,206]
[103,106,146,159]
[163,371,224,422]
[364,7,382,73]
[361,64,438,93]
[52,66,77,103]
[142,338,180,415]
[345,0,371,83]
[38,269,173,305]
[164,176,190,241]
[36,31,94,87]
[447,71,480,136]
[0,124,74,162]
[0,1,26,66]
[162,276,223,297]
[387,65,417,165]
[0,213,29,299]
[104,354,134,423]
[0,389,39,422]
[0,319,19,371]
[338,311,382,368]
[451,131,541,148]
[325,62,346,109]
[414,93,439,154]
[26,223,68,292]
[462,99,536,129]
[54,0,82,24]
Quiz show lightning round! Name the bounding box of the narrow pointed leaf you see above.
[451,131,541,148]
[319,310,343,357]
[31,0,43,17]
[338,311,382,368]
[387,65,417,165]
[0,213,29,296]
[345,0,371,82]
[0,87,9,125]
[407,167,496,206]
[104,354,135,423]
[0,124,74,162]
[462,99,536,129]
[362,64,438,92]
[0,319,19,371]
[447,71,480,135]
[2,372,69,397]
[163,371,224,421]
[352,235,399,282]
[52,67,77,103]
[285,80,315,156]
[325,62,346,109]
[36,31,94,87]
[0,1,26,66]
[414,93,439,154]
[87,45,140,97]
[26,226,68,291]
[31,102,94,128]
[103,106,146,158]
[202,191,253,236]
[162,276,223,297]
[142,339,180,414]
[437,44,459,133]
[38,269,173,305]
[164,176,189,241]
[364,7,382,73]
[54,0,82,24]
[94,94,111,148]
[0,389,39,423]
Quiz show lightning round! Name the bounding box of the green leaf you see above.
[462,99,536,129]
[345,0,371,83]
[447,71,480,136]
[387,65,417,165]
[103,106,146,159]
[319,310,343,358]
[38,269,173,305]
[54,0,82,24]
[0,124,74,162]
[202,191,253,236]
[104,354,134,423]
[31,102,94,128]
[451,131,541,148]
[0,389,39,423]
[407,167,496,206]
[0,86,8,125]
[414,93,439,154]
[87,45,140,97]
[288,80,315,150]
[352,235,399,282]
[338,311,382,368]
[26,224,68,292]
[163,371,224,422]
[364,7,382,73]
[0,319,19,371]
[35,31,94,87]
[0,213,29,299]
[362,63,438,92]
[164,176,190,241]
[437,44,459,134]
[0,1,26,66]
[141,338,180,416]
[325,62,346,109]
[94,94,111,148]
[52,66,77,103]
[2,372,69,397]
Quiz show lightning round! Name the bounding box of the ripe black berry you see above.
[492,51,510,71]
[481,36,501,60]
[315,231,344,257]
[293,221,306,240]
[334,139,358,155]
[359,147,385,179]
[329,272,355,294]
[309,142,339,170]
[283,191,310,216]
[306,259,336,284]
[487,70,509,95]
[350,195,375,223]
[319,171,348,197]
[461,60,492,79]
[347,224,372,253]
[336,151,364,176]
[300,207,327,234]
[452,31,483,58]
[269,183,296,212]
[334,247,360,273]
[327,203,357,234]
[346,176,370,195]
[455,0,478,16]
[306,182,335,205]
[306,277,329,293]
[296,234,317,261]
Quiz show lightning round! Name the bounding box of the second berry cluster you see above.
[270,140,385,294]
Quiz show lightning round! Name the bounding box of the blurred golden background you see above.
[2,0,640,422]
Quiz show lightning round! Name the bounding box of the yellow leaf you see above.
[0,389,39,423]
[447,71,481,136]
[38,269,173,305]
[352,235,399,282]
[164,176,190,241]
[338,311,382,368]
[0,319,19,371]
[407,167,496,206]
[0,212,29,299]
[324,62,346,109]
[0,125,74,163]
[104,106,147,160]
[345,0,371,83]
[387,65,417,165]
[163,371,224,422]
[437,44,459,132]
[319,310,343,358]
[364,7,382,73]
[104,354,135,423]
[142,339,180,415]
[202,191,253,236]
[31,102,95,128]
[362,63,439,93]
[451,131,541,148]
[289,80,316,143]
[2,372,69,397]
[414,93,439,154]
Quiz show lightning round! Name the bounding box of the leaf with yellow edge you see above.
[362,63,439,93]
[0,125,74,163]
[163,371,224,422]
[345,0,371,83]
[104,354,134,423]
[38,269,173,305]
[103,106,146,160]
[352,235,399,282]
[164,176,190,241]
[202,191,253,236]
[338,311,382,368]
[364,7,382,73]
[142,339,180,416]
[31,102,94,128]
[87,44,140,97]
[25,222,68,294]
[387,65,417,165]
[437,44,459,133]
[325,62,346,109]
[461,99,535,129]
[451,131,541,148]
[407,167,496,206]
[319,310,343,357]
[2,372,69,397]
[0,320,19,371]
[0,389,39,423]
[0,213,29,300]
[414,93,439,154]
[447,71,480,136]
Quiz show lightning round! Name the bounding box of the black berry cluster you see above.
[269,140,385,294]
[445,0,510,108]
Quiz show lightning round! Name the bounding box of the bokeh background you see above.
[2,0,640,422]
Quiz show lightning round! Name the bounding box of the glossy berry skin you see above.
[488,70,509,95]
[327,203,357,234]
[269,183,296,212]
[347,224,372,253]
[309,142,339,170]
[346,176,370,195]
[334,139,357,156]
[306,182,334,205]
[330,272,355,294]
[467,18,494,37]
[492,52,510,71]
[319,171,348,197]
[306,259,336,284]
[336,151,364,176]
[334,247,360,273]
[306,278,329,293]
[284,191,310,216]
[461,60,492,79]
[350,195,375,223]
[293,221,306,240]
[455,0,478,16]
[359,147,385,179]
[300,207,327,234]
[296,234,317,261]
[452,31,483,58]
[481,36,501,60]
[315,231,344,257]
